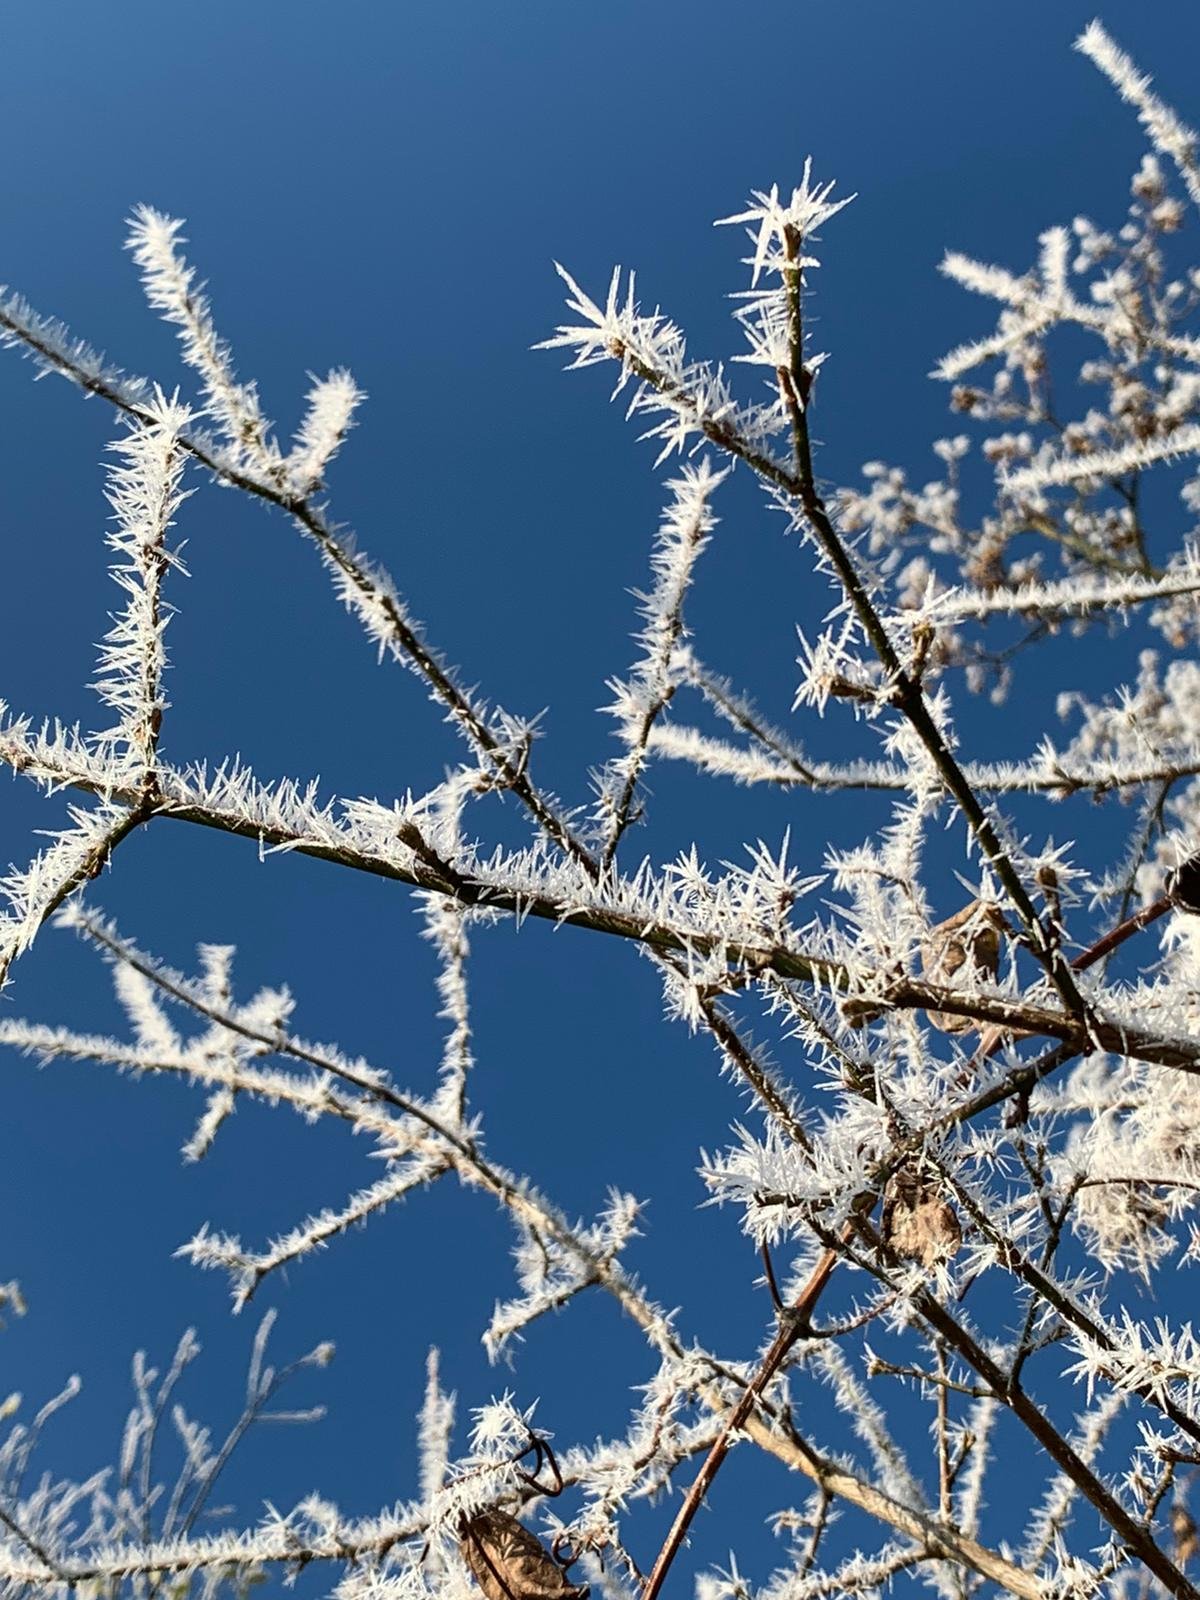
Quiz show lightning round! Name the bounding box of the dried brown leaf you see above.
[921,900,1007,1033]
[881,1166,963,1267]
[461,1508,589,1600]
[1172,1503,1198,1566]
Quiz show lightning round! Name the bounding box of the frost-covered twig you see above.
[1076,21,1200,209]
[92,398,189,790]
[551,207,1085,1023]
[126,209,283,480]
[901,562,1200,624]
[598,461,725,865]
[0,802,144,989]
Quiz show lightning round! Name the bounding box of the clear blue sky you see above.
[1,1,1197,1590]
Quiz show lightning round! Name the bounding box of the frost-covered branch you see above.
[0,264,591,875]
[0,802,144,989]
[4,719,1199,1070]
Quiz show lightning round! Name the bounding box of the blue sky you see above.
[2,1,1200,1591]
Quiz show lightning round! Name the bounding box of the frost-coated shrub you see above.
[3,20,1200,1600]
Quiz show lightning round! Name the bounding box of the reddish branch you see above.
[640,1242,842,1600]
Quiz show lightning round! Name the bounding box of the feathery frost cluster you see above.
[7,20,1200,1600]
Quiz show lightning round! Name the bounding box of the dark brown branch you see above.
[640,1242,842,1600]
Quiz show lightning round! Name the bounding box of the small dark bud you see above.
[1167,855,1200,915]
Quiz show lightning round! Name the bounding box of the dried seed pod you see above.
[460,1508,589,1600]
[1167,855,1200,915]
[880,1165,962,1267]
[921,900,1008,1033]
[1172,1503,1198,1566]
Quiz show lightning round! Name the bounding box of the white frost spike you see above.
[715,161,855,286]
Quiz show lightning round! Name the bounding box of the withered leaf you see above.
[461,1508,589,1600]
[881,1166,962,1268]
[1172,1503,1198,1566]
[921,900,1007,1033]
